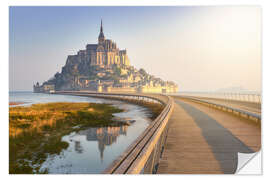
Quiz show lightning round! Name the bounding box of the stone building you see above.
[33,82,55,93]
[76,20,131,68]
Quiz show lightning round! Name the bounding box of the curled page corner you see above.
[236,150,262,174]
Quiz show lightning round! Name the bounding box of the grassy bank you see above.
[101,97,164,120]
[135,101,164,120]
[9,102,126,174]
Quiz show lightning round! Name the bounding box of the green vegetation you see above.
[139,68,147,76]
[113,65,121,76]
[88,74,97,80]
[9,102,126,174]
[143,102,164,119]
[119,99,164,120]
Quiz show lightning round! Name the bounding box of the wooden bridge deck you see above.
[157,97,261,174]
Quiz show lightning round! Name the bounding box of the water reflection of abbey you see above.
[78,126,128,161]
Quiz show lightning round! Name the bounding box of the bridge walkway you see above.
[157,98,261,174]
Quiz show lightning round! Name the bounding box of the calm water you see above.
[9,91,152,174]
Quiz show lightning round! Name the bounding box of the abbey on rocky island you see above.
[34,20,178,93]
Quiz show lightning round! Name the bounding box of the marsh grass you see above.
[115,98,164,119]
[142,102,164,119]
[9,102,125,174]
[9,100,164,174]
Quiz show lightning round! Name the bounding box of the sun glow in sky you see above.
[9,6,261,91]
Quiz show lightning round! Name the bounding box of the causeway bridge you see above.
[55,91,261,174]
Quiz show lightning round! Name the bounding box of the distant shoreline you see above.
[9,91,32,93]
[9,102,25,106]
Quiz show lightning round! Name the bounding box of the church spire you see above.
[100,19,103,33]
[98,19,105,44]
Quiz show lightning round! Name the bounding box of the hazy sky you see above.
[9,6,261,91]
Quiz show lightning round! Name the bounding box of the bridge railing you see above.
[179,96,261,124]
[55,91,174,174]
[169,91,261,104]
